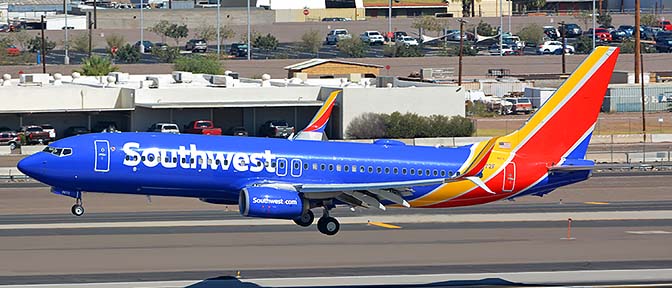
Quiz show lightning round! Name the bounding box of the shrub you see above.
[386,112,429,138]
[518,24,544,45]
[114,43,140,63]
[641,14,657,27]
[253,33,279,52]
[152,46,181,63]
[76,55,118,76]
[439,44,478,56]
[346,113,387,139]
[597,12,612,28]
[71,33,90,53]
[573,36,593,54]
[166,24,189,46]
[174,55,223,74]
[105,34,125,54]
[27,36,56,53]
[150,20,171,43]
[337,37,368,58]
[477,21,497,36]
[300,30,322,56]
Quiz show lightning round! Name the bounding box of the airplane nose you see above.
[17,154,45,179]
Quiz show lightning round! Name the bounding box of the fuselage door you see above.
[94,140,110,172]
[276,158,288,177]
[290,159,302,177]
[502,162,516,192]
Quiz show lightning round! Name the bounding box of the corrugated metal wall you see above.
[603,84,672,113]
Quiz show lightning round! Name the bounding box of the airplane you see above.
[18,47,619,236]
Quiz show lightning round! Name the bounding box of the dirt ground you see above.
[474,112,672,136]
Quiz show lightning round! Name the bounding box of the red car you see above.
[659,20,672,31]
[6,45,20,56]
[585,28,612,42]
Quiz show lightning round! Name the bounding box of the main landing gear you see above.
[292,207,341,236]
[71,197,85,216]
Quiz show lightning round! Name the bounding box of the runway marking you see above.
[367,221,401,229]
[626,230,672,235]
[584,201,610,205]
[1,269,672,288]
[0,210,671,230]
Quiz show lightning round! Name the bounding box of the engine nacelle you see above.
[239,186,307,219]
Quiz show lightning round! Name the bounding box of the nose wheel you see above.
[71,198,84,216]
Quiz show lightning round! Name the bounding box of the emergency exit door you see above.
[502,162,516,192]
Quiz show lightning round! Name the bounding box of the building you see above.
[0,71,464,140]
[364,0,451,18]
[284,59,383,79]
[256,0,365,22]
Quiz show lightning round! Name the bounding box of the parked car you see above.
[544,26,560,40]
[259,120,294,138]
[147,123,180,134]
[360,31,385,45]
[396,36,419,46]
[93,121,121,133]
[503,98,533,114]
[325,29,351,45]
[559,23,583,38]
[610,29,628,42]
[40,124,56,140]
[6,45,20,56]
[537,41,575,54]
[133,40,154,53]
[0,127,12,133]
[655,37,672,53]
[321,17,351,22]
[18,126,50,145]
[185,39,208,53]
[584,28,613,42]
[488,44,515,55]
[391,31,408,42]
[183,120,222,135]
[229,43,248,57]
[658,20,672,31]
[618,25,635,37]
[226,126,248,136]
[64,126,90,137]
[154,42,168,51]
[0,131,20,150]
[0,24,10,32]
[503,36,525,50]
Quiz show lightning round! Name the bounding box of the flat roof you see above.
[285,59,384,71]
[7,108,134,114]
[136,101,325,109]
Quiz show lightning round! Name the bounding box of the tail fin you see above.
[497,46,619,162]
[294,90,340,141]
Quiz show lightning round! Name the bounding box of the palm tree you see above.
[76,55,119,76]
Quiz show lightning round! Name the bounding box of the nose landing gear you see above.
[71,197,84,216]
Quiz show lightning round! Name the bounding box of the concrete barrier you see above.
[0,146,11,156]
[0,167,25,179]
[413,138,455,147]
[626,151,671,163]
[587,152,629,163]
[652,134,672,143]
[21,145,46,155]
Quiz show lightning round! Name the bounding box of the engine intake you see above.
[239,186,307,219]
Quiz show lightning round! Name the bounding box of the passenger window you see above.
[313,163,318,170]
[360,166,365,173]
[190,158,194,164]
[352,165,357,172]
[376,167,382,174]
[433,170,438,176]
[224,160,230,166]
[402,168,407,175]
[271,162,276,168]
[279,161,285,169]
[385,167,390,174]
[393,167,398,174]
[173,157,177,163]
[336,164,341,171]
[418,169,423,176]
[257,161,262,167]
[368,166,373,173]
[344,165,350,172]
[304,163,309,170]
[426,169,430,176]
[328,164,334,171]
[215,159,221,165]
[198,158,203,165]
[141,156,146,161]
[294,162,299,169]
[440,170,446,177]
[320,164,326,170]
[449,171,454,176]
[410,169,415,175]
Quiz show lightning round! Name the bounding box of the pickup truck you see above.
[259,120,294,138]
[0,131,20,150]
[184,120,222,135]
[325,29,351,45]
[504,98,533,115]
[19,126,51,145]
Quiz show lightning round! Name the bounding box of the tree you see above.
[346,113,387,139]
[477,21,496,36]
[439,44,478,56]
[149,20,171,43]
[10,30,32,51]
[597,12,612,28]
[518,24,544,45]
[337,37,368,58]
[573,36,593,54]
[412,16,442,35]
[641,14,657,27]
[518,0,546,13]
[300,30,321,56]
[386,45,424,57]
[574,11,592,30]
[166,24,189,46]
[114,44,140,63]
[76,55,118,76]
[174,55,223,74]
[152,47,181,63]
[105,34,125,54]
[71,33,90,53]
[253,33,279,52]
[27,36,56,53]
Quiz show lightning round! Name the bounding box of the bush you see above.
[641,14,657,27]
[166,24,189,46]
[76,55,118,76]
[300,30,322,55]
[384,45,424,57]
[477,21,497,36]
[71,33,90,53]
[346,113,387,139]
[105,34,125,54]
[27,36,56,54]
[253,33,279,52]
[518,24,544,45]
[346,112,475,139]
[114,43,140,63]
[150,20,171,43]
[152,46,181,63]
[573,36,593,54]
[597,12,612,28]
[174,55,223,74]
[619,39,656,54]
[439,44,478,56]
[337,37,368,58]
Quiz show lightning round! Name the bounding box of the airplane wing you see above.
[548,159,595,172]
[293,90,341,141]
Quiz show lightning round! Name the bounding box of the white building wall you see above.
[257,0,363,9]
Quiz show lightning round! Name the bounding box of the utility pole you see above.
[140,0,144,53]
[40,15,46,73]
[247,0,251,60]
[217,0,221,57]
[64,0,69,65]
[560,21,566,74]
[388,0,392,38]
[640,53,646,142]
[592,0,596,50]
[499,0,503,56]
[88,12,92,56]
[93,0,97,29]
[634,0,641,83]
[458,19,468,86]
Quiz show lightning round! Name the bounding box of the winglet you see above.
[458,137,498,178]
[294,90,341,141]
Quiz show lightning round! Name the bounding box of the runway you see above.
[0,175,670,287]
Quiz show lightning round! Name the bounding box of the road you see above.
[0,174,670,286]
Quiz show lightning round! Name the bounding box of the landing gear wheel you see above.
[71,204,84,216]
[293,210,314,227]
[317,216,340,236]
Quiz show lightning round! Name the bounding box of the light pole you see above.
[388,0,392,38]
[217,0,221,56]
[499,0,503,56]
[458,19,468,87]
[140,0,144,54]
[247,0,251,60]
[64,0,69,65]
[592,0,596,50]
[508,0,511,33]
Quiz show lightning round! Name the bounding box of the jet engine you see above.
[239,186,308,219]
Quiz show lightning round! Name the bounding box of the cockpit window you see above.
[43,146,73,157]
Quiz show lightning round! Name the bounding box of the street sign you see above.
[111,46,118,55]
[303,9,309,16]
[385,65,391,70]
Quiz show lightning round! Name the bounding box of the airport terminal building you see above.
[0,72,464,139]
